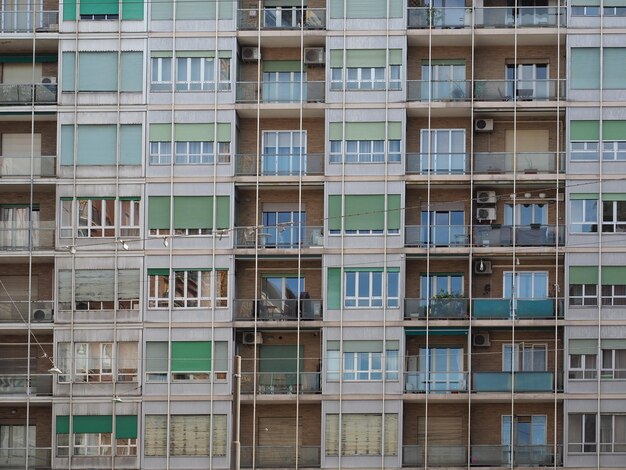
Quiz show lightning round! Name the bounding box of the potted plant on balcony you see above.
[430,291,466,318]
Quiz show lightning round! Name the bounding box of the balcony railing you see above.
[0,222,55,250]
[0,448,51,468]
[477,6,566,28]
[234,153,324,176]
[0,374,52,395]
[473,225,564,247]
[0,300,53,323]
[474,152,565,174]
[404,298,469,320]
[403,445,468,467]
[405,225,470,247]
[235,81,325,103]
[234,226,323,249]
[406,153,468,175]
[473,371,558,392]
[474,79,564,101]
[241,446,320,468]
[470,445,562,466]
[237,7,325,30]
[407,7,471,28]
[407,80,470,101]
[241,372,321,394]
[0,84,57,105]
[234,299,322,321]
[405,371,468,393]
[472,298,562,319]
[0,156,56,177]
[0,10,58,32]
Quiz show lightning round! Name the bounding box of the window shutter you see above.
[328,195,342,231]
[336,0,402,18]
[120,52,143,92]
[115,415,138,439]
[384,414,398,455]
[173,196,212,229]
[569,339,598,355]
[259,345,304,385]
[174,123,212,141]
[417,416,462,444]
[63,0,77,20]
[601,339,626,349]
[569,266,599,284]
[171,341,212,372]
[571,0,599,4]
[602,121,626,141]
[602,193,626,201]
[216,196,230,229]
[151,0,172,19]
[57,270,72,304]
[570,193,599,200]
[212,415,227,456]
[387,195,401,230]
[62,52,76,92]
[345,195,385,230]
[571,48,600,90]
[345,122,386,140]
[120,125,142,165]
[73,415,113,433]
[601,266,626,285]
[118,342,138,376]
[148,196,171,230]
[117,269,140,301]
[75,270,115,302]
[144,415,167,456]
[603,49,626,89]
[213,341,228,371]
[327,267,342,309]
[78,52,118,92]
[77,125,117,165]
[325,414,339,455]
[56,416,70,434]
[146,342,168,372]
[346,49,387,68]
[80,0,118,15]
[122,0,144,19]
[149,124,172,142]
[60,125,74,165]
[170,415,210,455]
[570,121,599,141]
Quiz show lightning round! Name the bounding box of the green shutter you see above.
[263,61,303,72]
[115,416,138,439]
[73,415,113,434]
[175,50,213,58]
[387,195,401,230]
[79,52,118,92]
[148,196,171,229]
[330,122,402,141]
[217,123,231,142]
[151,51,172,58]
[176,0,229,20]
[329,123,343,141]
[56,416,70,434]
[603,49,626,89]
[264,0,303,6]
[570,121,599,141]
[571,48,600,90]
[151,0,173,19]
[387,122,402,140]
[120,125,142,165]
[62,52,76,92]
[147,269,169,276]
[569,266,598,284]
[389,49,402,65]
[80,0,118,15]
[171,341,212,372]
[327,268,341,310]
[60,125,74,165]
[63,0,76,20]
[260,345,304,385]
[329,50,343,68]
[77,125,116,165]
[173,196,212,229]
[344,340,383,353]
[602,193,626,201]
[346,49,387,68]
[345,194,385,230]
[604,0,626,5]
[328,195,342,231]
[572,0,599,4]
[569,339,598,355]
[601,339,626,349]
[216,196,230,229]
[174,123,212,141]
[214,341,228,371]
[122,0,144,19]
[570,193,599,200]
[149,124,172,141]
[332,0,402,18]
[602,121,626,141]
[120,52,143,92]
[601,266,626,285]
[345,267,385,272]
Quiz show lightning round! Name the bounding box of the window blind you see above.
[77,125,117,165]
[119,125,142,165]
[115,416,138,439]
[152,0,232,20]
[146,342,168,372]
[80,0,118,16]
[327,340,399,352]
[326,413,397,456]
[417,417,463,444]
[148,196,230,230]
[569,339,598,355]
[214,341,228,371]
[58,270,117,303]
[120,52,143,92]
[117,269,140,301]
[330,49,403,68]
[570,121,599,141]
[61,53,76,92]
[601,266,626,285]
[121,0,144,19]
[327,267,342,309]
[602,121,626,141]
[144,415,167,455]
[171,341,212,372]
[57,415,135,435]
[571,48,600,90]
[603,49,626,89]
[329,0,402,18]
[569,266,599,284]
[328,122,402,140]
[328,194,401,231]
[145,415,227,456]
[79,52,118,92]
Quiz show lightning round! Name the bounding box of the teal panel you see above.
[473,372,511,392]
[513,372,553,392]
[122,0,144,19]
[327,268,341,310]
[516,300,554,319]
[151,0,173,19]
[120,52,143,92]
[77,125,116,165]
[404,328,468,336]
[79,52,118,92]
[120,125,142,165]
[60,125,75,166]
[63,0,76,20]
[472,299,511,318]
[62,52,75,92]
[571,48,600,90]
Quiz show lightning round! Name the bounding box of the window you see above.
[0,425,35,466]
[570,120,599,161]
[502,416,547,455]
[330,65,401,91]
[60,198,141,238]
[569,353,597,379]
[262,131,306,175]
[57,342,138,383]
[60,124,142,166]
[144,415,227,456]
[150,56,231,92]
[329,139,401,164]
[600,415,626,452]
[150,57,172,91]
[568,414,597,453]
[63,0,143,21]
[120,199,140,237]
[571,141,600,161]
[261,210,306,247]
[421,274,463,298]
[601,349,626,379]
[57,269,140,311]
[148,195,230,236]
[504,271,548,299]
[419,129,466,174]
[603,141,626,160]
[502,344,547,372]
[263,71,305,102]
[419,210,466,246]
[61,52,143,93]
[263,5,304,28]
[415,347,464,392]
[421,62,466,100]
[569,284,598,306]
[77,199,115,237]
[504,203,548,226]
[327,342,399,382]
[0,204,40,249]
[344,270,399,308]
[328,194,401,234]
[325,414,397,456]
[145,341,229,382]
[602,200,626,232]
[148,269,228,309]
[150,141,230,165]
[570,198,598,233]
[505,63,549,99]
[602,284,626,306]
[571,5,600,16]
[605,6,626,16]
[56,415,137,457]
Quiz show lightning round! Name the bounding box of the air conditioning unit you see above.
[474,260,492,274]
[476,207,497,221]
[304,47,325,65]
[476,190,497,204]
[42,76,56,84]
[241,47,260,62]
[475,119,494,132]
[243,332,263,345]
[473,333,491,347]
[32,308,53,322]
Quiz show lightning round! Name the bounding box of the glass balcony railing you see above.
[234,153,324,176]
[0,300,53,323]
[406,153,468,175]
[237,7,326,30]
[474,79,564,101]
[241,372,321,394]
[477,6,566,28]
[470,445,562,467]
[234,299,322,321]
[234,226,323,249]
[405,371,468,393]
[0,374,52,395]
[0,448,52,468]
[0,156,56,177]
[405,225,470,247]
[0,84,57,105]
[407,7,471,28]
[0,222,55,250]
[472,371,558,392]
[472,298,561,319]
[404,298,469,320]
[474,152,565,174]
[407,80,470,101]
[473,225,564,247]
[241,446,320,468]
[0,10,58,32]
[403,445,468,467]
[236,81,325,103]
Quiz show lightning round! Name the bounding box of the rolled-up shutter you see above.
[144,415,167,456]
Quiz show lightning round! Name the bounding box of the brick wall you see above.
[0,121,57,156]
[0,406,52,448]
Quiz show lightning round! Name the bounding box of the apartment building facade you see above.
[0,0,624,468]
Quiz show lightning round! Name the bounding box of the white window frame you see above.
[150,57,172,90]
[330,65,401,91]
[343,271,399,309]
[328,139,401,164]
[601,349,626,379]
[174,141,214,164]
[150,270,228,309]
[602,141,626,160]
[600,415,626,452]
[601,284,626,306]
[571,5,600,16]
[503,271,549,300]
[261,130,307,175]
[504,203,548,226]
[173,270,211,308]
[604,6,626,16]
[570,199,598,233]
[337,349,399,381]
[569,353,597,379]
[66,342,114,383]
[571,140,599,161]
[77,199,116,238]
[73,433,112,456]
[569,283,598,306]
[115,438,137,456]
[419,128,466,174]
[148,273,170,308]
[502,343,548,372]
[149,141,172,165]
[119,199,140,237]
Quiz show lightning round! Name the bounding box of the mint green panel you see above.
[604,49,626,89]
[121,52,143,92]
[80,0,118,15]
[79,52,118,92]
[149,124,172,141]
[122,0,144,19]
[148,197,171,229]
[60,125,74,165]
[387,195,401,230]
[570,121,599,141]
[120,125,142,165]
[63,0,76,20]
[171,341,211,372]
[571,48,600,90]
[77,125,116,165]
[173,196,212,229]
[601,266,626,285]
[602,121,626,141]
[346,49,386,68]
[151,0,173,19]
[62,52,75,92]
[327,267,341,310]
[263,61,303,72]
[569,266,599,284]
[216,196,230,229]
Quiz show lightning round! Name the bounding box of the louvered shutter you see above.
[144,415,167,456]
[417,416,462,444]
[212,415,227,456]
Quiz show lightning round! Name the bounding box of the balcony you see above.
[0,84,57,106]
[474,152,564,174]
[241,446,320,468]
[234,299,322,321]
[406,153,467,175]
[235,81,325,103]
[405,225,469,247]
[237,7,326,30]
[0,448,51,469]
[472,298,561,319]
[403,445,467,467]
[234,153,324,176]
[404,298,468,320]
[234,226,323,249]
[407,80,470,102]
[241,372,321,394]
[405,371,468,393]
[476,6,566,28]
[0,222,55,251]
[472,371,557,392]
[0,10,58,33]
[407,7,471,29]
[0,300,53,323]
[0,374,52,396]
[473,225,564,247]
[0,156,55,177]
[474,79,564,101]
[470,445,562,466]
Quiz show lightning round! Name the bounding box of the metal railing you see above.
[476,6,566,28]
[474,224,564,247]
[234,153,324,176]
[234,226,323,249]
[0,222,55,250]
[407,80,470,101]
[240,446,320,468]
[473,371,560,392]
[240,372,321,394]
[0,300,53,323]
[0,156,56,177]
[236,81,325,103]
[404,298,469,319]
[0,10,58,32]
[234,299,322,321]
[474,79,565,101]
[237,7,325,30]
[0,448,52,468]
[407,7,471,28]
[405,371,468,393]
[0,374,52,395]
[405,225,470,247]
[472,298,562,319]
[470,445,562,466]
[406,152,468,174]
[0,84,57,105]
[403,445,468,467]
[474,152,565,174]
